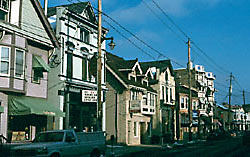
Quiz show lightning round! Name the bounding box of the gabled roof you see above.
[140,60,175,76]
[106,52,156,93]
[33,0,60,48]
[47,2,97,24]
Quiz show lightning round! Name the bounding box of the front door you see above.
[140,122,147,144]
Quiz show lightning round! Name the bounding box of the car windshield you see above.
[33,132,64,143]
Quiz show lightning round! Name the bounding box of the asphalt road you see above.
[117,136,250,157]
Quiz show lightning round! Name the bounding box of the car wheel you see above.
[50,153,60,157]
[90,149,100,157]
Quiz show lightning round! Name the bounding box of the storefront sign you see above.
[82,90,97,102]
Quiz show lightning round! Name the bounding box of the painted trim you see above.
[106,65,128,89]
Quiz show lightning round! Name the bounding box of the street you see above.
[109,136,250,157]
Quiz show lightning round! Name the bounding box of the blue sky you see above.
[40,0,250,105]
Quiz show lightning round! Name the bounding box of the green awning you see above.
[0,106,4,113]
[32,55,50,72]
[8,96,65,117]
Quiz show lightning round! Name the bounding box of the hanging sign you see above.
[82,90,97,102]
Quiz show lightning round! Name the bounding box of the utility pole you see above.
[175,76,180,141]
[97,0,103,131]
[187,38,192,141]
[228,72,233,130]
[243,90,247,131]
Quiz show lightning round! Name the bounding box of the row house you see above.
[105,52,157,145]
[47,2,109,131]
[231,105,249,131]
[175,64,216,139]
[140,60,176,143]
[214,104,250,131]
[0,0,64,141]
[176,85,198,140]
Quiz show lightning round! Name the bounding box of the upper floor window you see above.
[165,71,168,82]
[15,49,25,78]
[0,46,10,75]
[32,55,50,84]
[80,28,90,43]
[131,91,138,100]
[193,101,197,110]
[170,88,173,102]
[165,87,168,103]
[151,94,155,106]
[161,86,164,100]
[181,97,185,109]
[0,0,9,22]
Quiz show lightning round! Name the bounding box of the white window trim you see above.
[14,48,25,79]
[134,122,138,137]
[0,46,10,76]
[0,0,10,12]
[180,97,185,109]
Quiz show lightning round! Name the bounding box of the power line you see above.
[141,0,186,43]
[102,19,157,60]
[151,0,189,39]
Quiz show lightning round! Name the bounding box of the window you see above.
[165,87,168,103]
[80,28,89,43]
[193,101,197,110]
[0,46,10,75]
[134,122,138,137]
[150,94,154,106]
[186,98,189,109]
[131,91,138,100]
[0,0,9,21]
[66,51,73,78]
[165,71,168,82]
[15,49,25,78]
[170,88,173,102]
[181,97,185,108]
[82,57,87,81]
[32,55,50,84]
[161,86,164,100]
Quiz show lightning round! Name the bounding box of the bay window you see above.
[0,46,10,75]
[15,49,25,78]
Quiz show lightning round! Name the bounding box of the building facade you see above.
[0,0,63,141]
[47,2,108,131]
[140,60,176,143]
[105,52,157,145]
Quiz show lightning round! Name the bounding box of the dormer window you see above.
[0,0,9,22]
[130,75,136,82]
[165,71,168,82]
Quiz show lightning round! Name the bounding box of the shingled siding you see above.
[21,0,52,46]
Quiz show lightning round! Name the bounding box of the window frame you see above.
[0,46,10,76]
[134,122,138,137]
[80,28,90,43]
[14,48,25,79]
[0,0,10,22]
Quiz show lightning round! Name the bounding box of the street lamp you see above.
[102,37,115,50]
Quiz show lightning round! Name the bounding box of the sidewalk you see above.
[105,139,207,157]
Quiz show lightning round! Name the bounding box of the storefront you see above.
[8,96,65,141]
[67,89,98,132]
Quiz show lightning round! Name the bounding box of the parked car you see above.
[242,131,250,145]
[10,129,105,157]
[207,129,229,141]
